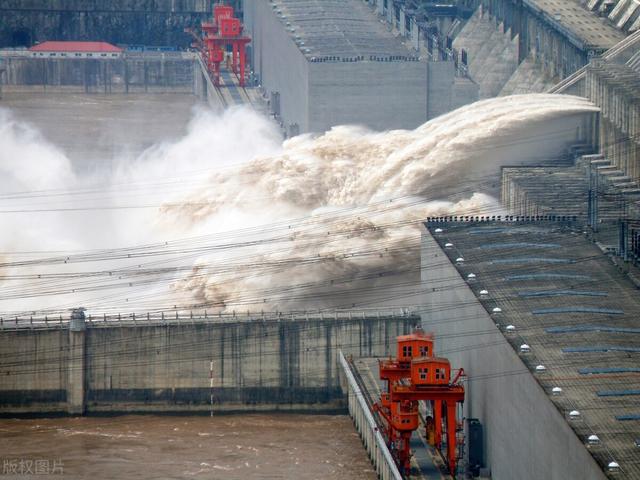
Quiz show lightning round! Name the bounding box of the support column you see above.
[0,62,4,100]
[67,308,86,415]
[232,43,238,74]
[433,399,442,448]
[124,58,129,94]
[446,400,458,476]
[239,44,246,87]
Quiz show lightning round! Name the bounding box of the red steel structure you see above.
[187,3,251,87]
[374,329,465,477]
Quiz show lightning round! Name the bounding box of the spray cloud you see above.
[0,94,598,313]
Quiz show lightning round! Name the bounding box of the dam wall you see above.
[0,51,197,94]
[243,0,432,135]
[419,222,607,480]
[472,0,625,79]
[0,311,416,415]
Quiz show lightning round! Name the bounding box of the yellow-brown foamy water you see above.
[0,94,597,314]
[0,414,376,479]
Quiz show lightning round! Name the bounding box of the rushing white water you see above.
[0,94,598,314]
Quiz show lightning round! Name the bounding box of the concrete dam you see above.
[0,0,639,479]
[0,310,415,415]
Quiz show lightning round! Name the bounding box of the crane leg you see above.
[446,400,457,476]
[434,400,442,448]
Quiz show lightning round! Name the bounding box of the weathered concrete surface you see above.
[67,328,85,415]
[0,329,69,412]
[308,61,428,133]
[244,0,429,134]
[0,313,416,415]
[243,0,309,134]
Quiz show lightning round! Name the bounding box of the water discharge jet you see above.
[0,94,598,314]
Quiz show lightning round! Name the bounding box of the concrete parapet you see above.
[0,311,416,415]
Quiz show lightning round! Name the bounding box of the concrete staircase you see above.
[502,165,590,218]
[628,49,640,71]
[453,7,519,98]
[500,56,557,96]
[501,148,640,223]
[576,154,640,221]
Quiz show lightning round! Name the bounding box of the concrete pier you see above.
[67,309,86,415]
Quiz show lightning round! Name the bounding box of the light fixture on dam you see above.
[434,228,443,234]
[455,257,465,264]
[505,324,516,334]
[569,410,581,421]
[519,343,531,354]
[607,461,620,472]
[535,365,547,374]
[479,289,489,298]
[492,307,502,314]
[552,386,563,396]
[587,434,601,446]
[445,242,453,249]
[467,273,476,282]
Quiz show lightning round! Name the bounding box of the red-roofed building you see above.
[29,41,123,58]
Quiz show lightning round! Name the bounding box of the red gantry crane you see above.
[374,329,466,477]
[187,2,251,87]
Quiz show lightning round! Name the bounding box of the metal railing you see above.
[0,308,419,330]
[339,350,403,480]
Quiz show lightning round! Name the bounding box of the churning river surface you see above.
[0,414,376,479]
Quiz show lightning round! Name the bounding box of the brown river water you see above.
[0,414,376,479]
